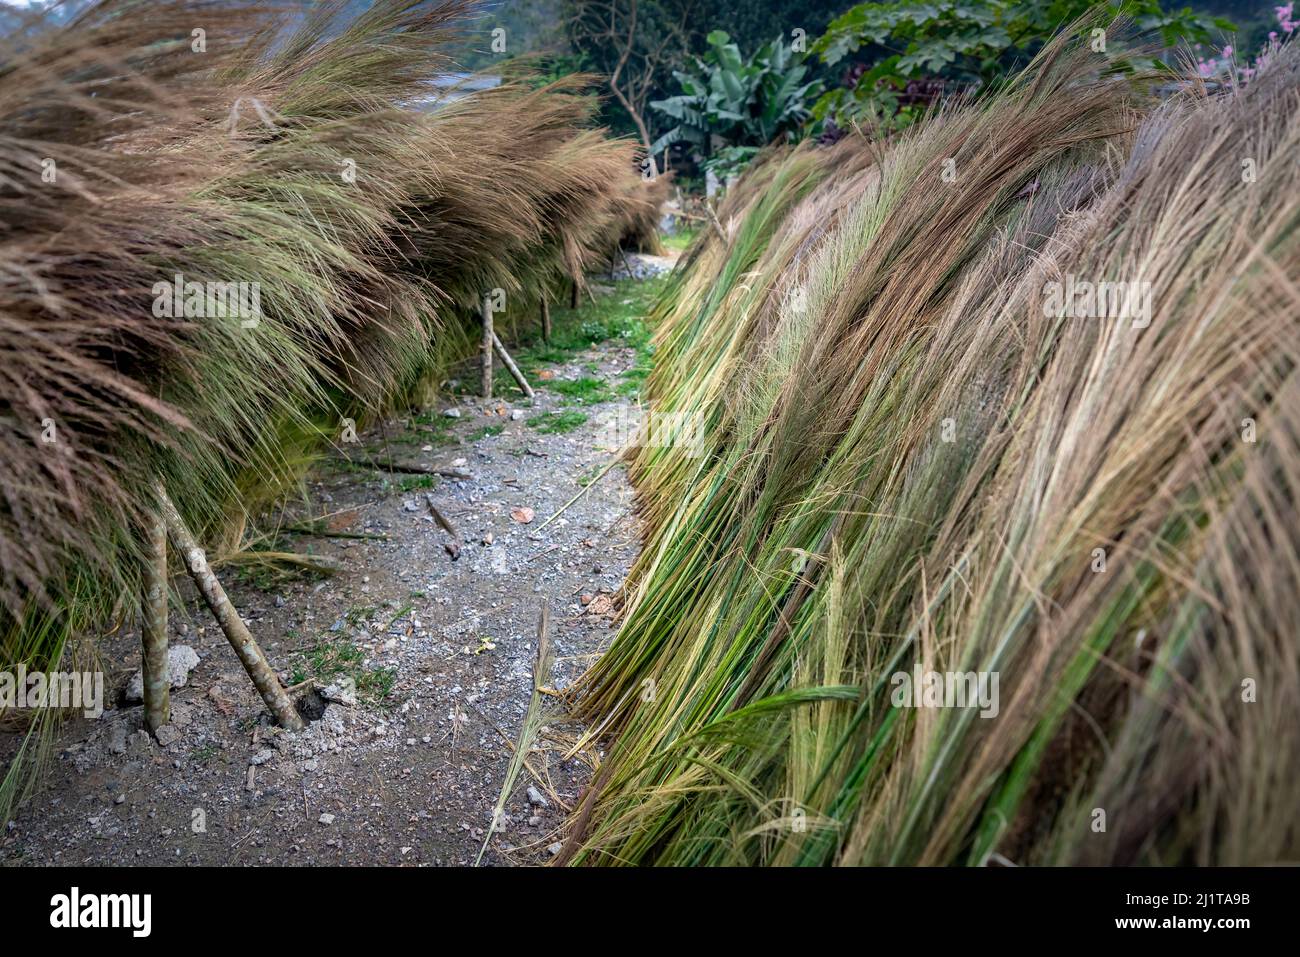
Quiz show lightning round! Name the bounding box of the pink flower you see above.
[1222,45,1233,58]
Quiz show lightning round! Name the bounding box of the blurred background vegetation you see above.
[435,0,1281,187]
[4,1,1283,187]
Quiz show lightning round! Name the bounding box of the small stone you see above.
[274,595,287,608]
[547,842,563,856]
[106,723,128,755]
[123,645,201,703]
[318,813,336,826]
[526,786,550,808]
[510,409,525,421]
[154,725,181,748]
[127,729,155,756]
[579,593,593,606]
[321,682,357,707]
[443,407,461,419]
[114,793,126,805]
[249,748,276,766]
[528,815,541,827]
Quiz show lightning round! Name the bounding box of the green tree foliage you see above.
[650,30,823,176]
[563,0,702,146]
[812,1,1235,130]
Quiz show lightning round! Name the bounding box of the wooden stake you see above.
[540,295,551,344]
[141,510,170,733]
[570,276,580,309]
[705,201,727,244]
[491,331,534,398]
[154,483,305,731]
[480,297,493,399]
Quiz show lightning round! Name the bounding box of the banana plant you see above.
[649,30,823,165]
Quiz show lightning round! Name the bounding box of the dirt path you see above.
[0,302,651,866]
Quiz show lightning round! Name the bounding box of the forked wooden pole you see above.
[141,510,170,733]
[154,482,305,731]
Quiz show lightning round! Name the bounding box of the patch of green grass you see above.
[513,277,665,374]
[189,743,220,765]
[357,666,397,702]
[327,457,375,475]
[467,424,505,440]
[410,409,458,444]
[294,637,396,706]
[527,409,588,434]
[659,227,699,254]
[613,345,655,397]
[577,462,608,487]
[549,376,614,405]
[394,474,437,492]
[345,604,375,626]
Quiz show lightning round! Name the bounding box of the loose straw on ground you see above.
[476,603,553,866]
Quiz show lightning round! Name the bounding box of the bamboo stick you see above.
[141,511,170,732]
[481,297,493,399]
[491,331,535,398]
[154,483,305,731]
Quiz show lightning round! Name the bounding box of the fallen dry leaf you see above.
[206,684,237,717]
[511,506,535,524]
[326,509,359,533]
